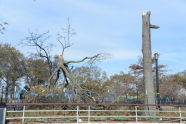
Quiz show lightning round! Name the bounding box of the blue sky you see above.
[0,0,186,75]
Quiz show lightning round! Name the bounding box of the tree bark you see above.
[142,11,158,114]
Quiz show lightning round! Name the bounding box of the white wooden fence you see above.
[4,104,186,123]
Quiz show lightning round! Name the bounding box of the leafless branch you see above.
[24,31,53,75]
[57,18,75,55]
[66,53,110,65]
[65,54,101,64]
[0,22,8,34]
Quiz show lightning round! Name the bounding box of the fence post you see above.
[135,106,138,122]
[77,106,79,123]
[22,106,25,124]
[179,107,182,123]
[3,108,6,124]
[88,106,90,123]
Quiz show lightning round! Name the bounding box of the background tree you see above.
[72,66,109,103]
[25,55,50,87]
[160,75,182,103]
[129,56,166,77]
[109,72,136,103]
[0,44,25,101]
[160,74,186,104]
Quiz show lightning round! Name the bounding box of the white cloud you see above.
[109,49,140,60]
[59,48,140,62]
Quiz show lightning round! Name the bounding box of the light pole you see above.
[1,86,4,103]
[154,53,160,106]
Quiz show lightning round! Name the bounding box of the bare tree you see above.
[0,22,8,34]
[23,19,107,102]
[24,31,53,75]
[47,19,107,102]
[48,54,103,87]
[50,54,105,103]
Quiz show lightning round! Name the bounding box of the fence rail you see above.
[6,102,186,107]
[3,103,186,123]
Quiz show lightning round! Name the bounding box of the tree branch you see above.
[65,54,101,64]
[57,18,75,55]
[24,31,53,75]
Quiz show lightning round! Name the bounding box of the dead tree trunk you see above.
[48,54,102,103]
[142,11,160,114]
